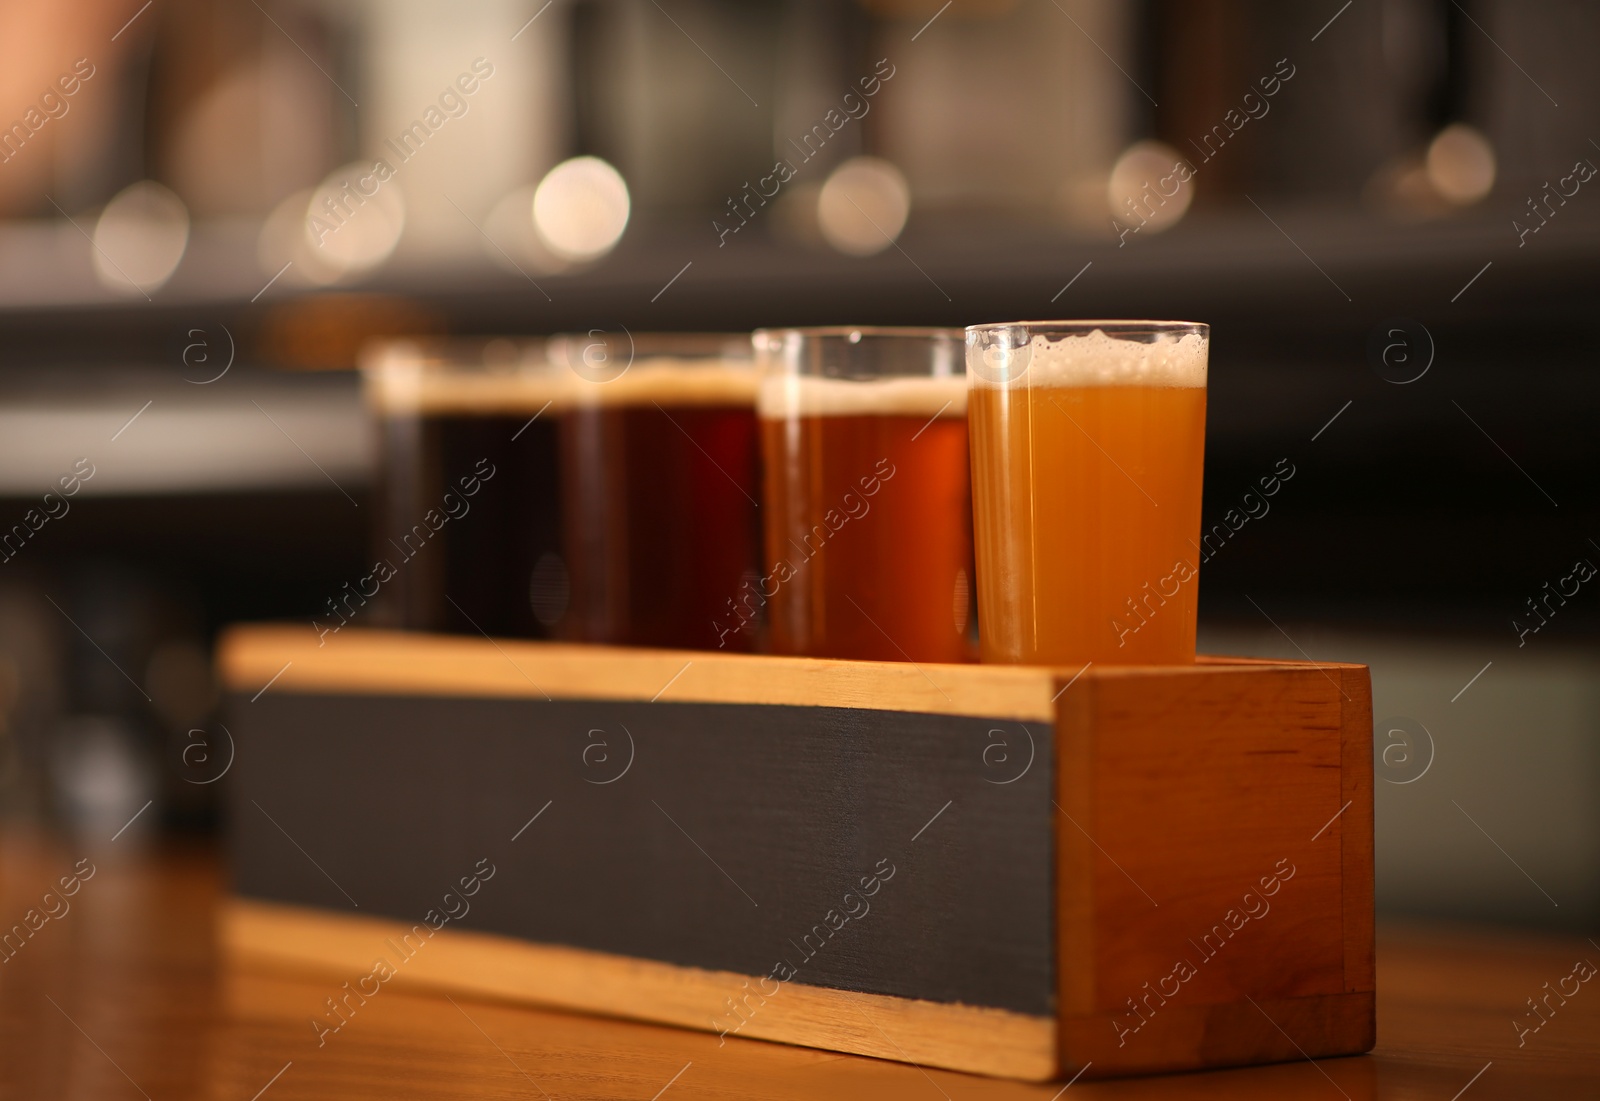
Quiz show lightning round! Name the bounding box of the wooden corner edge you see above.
[1339,665,1377,998]
[1053,667,1097,1068]
[1060,990,1376,1077]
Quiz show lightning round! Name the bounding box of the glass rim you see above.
[547,331,754,362]
[755,325,965,384]
[965,319,1208,337]
[545,330,755,388]
[754,326,963,343]
[358,337,551,376]
[963,319,1209,389]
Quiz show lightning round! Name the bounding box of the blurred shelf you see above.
[0,203,1595,626]
[1,205,1597,334]
[0,367,367,497]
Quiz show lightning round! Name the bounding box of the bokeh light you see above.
[91,180,190,294]
[1107,141,1193,235]
[485,184,569,275]
[258,187,341,286]
[532,156,630,262]
[302,161,406,280]
[1426,123,1496,205]
[817,157,911,256]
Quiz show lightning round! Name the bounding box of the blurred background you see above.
[0,0,1594,934]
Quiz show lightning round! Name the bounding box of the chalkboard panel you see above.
[228,693,1055,1015]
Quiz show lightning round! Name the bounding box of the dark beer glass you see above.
[546,333,761,651]
[363,339,570,638]
[755,327,973,663]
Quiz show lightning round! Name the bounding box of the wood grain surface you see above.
[219,626,1370,721]
[2,834,1596,1099]
[218,624,1072,720]
[1052,663,1373,1076]
[219,626,1375,1080]
[227,900,1056,1080]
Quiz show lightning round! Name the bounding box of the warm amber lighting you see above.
[1426,124,1496,205]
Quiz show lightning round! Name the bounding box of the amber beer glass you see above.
[757,328,973,663]
[548,333,761,651]
[966,321,1208,665]
[363,340,570,638]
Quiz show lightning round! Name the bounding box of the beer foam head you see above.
[363,339,573,415]
[566,357,758,408]
[967,323,1208,388]
[547,332,757,408]
[757,373,968,418]
[363,341,758,414]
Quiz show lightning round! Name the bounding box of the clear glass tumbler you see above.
[362,338,568,638]
[756,327,973,663]
[965,321,1209,665]
[547,332,762,652]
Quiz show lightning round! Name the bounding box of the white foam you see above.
[365,363,574,415]
[364,355,758,415]
[566,358,758,408]
[362,339,570,415]
[969,326,1207,388]
[757,374,968,419]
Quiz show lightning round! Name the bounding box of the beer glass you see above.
[547,332,762,651]
[756,327,973,663]
[363,339,570,639]
[965,321,1208,665]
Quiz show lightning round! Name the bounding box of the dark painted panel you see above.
[227,693,1054,1015]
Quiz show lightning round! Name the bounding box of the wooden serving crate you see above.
[219,626,1374,1081]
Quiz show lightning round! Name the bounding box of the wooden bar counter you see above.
[1,833,1596,1099]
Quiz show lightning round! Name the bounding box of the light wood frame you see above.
[220,627,1374,1081]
